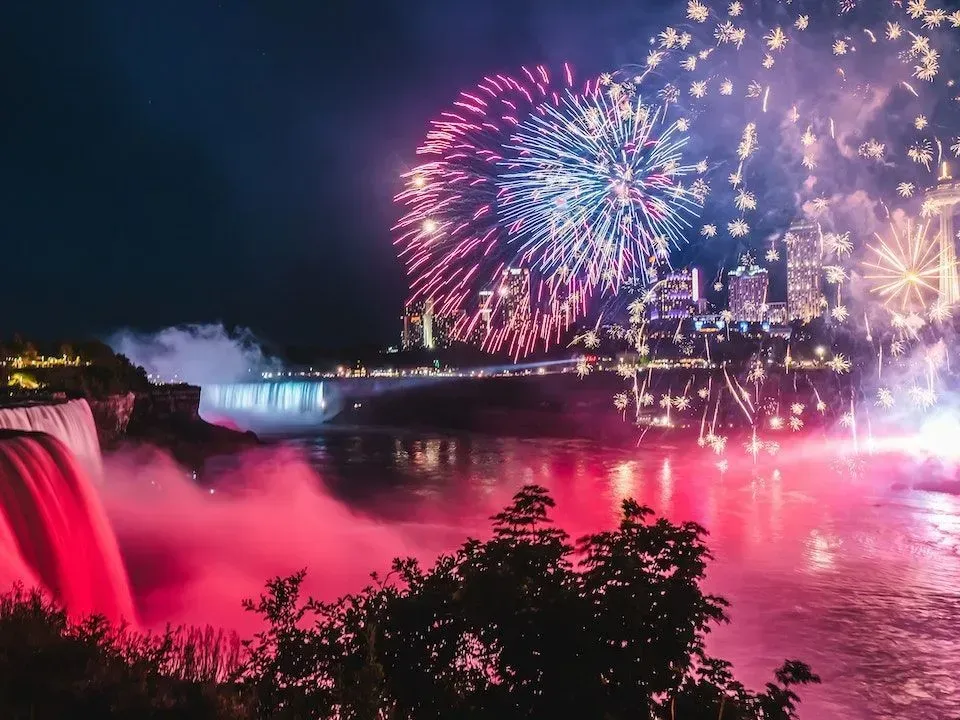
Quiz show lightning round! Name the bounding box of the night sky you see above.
[0,0,667,349]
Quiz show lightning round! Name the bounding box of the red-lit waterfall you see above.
[0,399,102,478]
[0,402,134,621]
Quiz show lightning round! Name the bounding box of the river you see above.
[274,427,960,719]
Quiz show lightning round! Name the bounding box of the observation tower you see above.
[925,162,960,305]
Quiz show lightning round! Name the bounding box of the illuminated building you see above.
[400,302,425,350]
[786,220,822,322]
[430,309,458,349]
[479,289,494,330]
[422,299,438,349]
[498,267,531,329]
[727,265,769,322]
[649,267,703,321]
[925,162,960,304]
[402,299,456,350]
[692,314,726,333]
[765,301,788,325]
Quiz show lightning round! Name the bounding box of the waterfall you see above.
[0,400,102,479]
[202,381,325,414]
[0,431,135,621]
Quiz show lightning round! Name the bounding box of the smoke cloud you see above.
[108,323,279,385]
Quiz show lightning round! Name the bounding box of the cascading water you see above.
[0,431,135,621]
[200,382,332,432]
[0,399,102,479]
[203,381,324,414]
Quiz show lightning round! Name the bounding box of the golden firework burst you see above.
[863,219,941,311]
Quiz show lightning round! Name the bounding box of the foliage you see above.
[0,487,818,718]
[242,485,820,719]
[0,336,151,399]
[0,585,249,719]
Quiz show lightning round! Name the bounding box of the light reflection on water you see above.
[293,429,960,719]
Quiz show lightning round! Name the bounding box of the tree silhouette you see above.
[243,485,819,719]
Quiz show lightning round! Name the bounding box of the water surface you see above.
[285,428,960,719]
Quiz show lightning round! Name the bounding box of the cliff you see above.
[128,384,202,425]
[87,393,136,446]
[93,384,259,468]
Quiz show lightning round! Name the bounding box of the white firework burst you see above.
[859,139,886,161]
[687,0,709,22]
[825,266,848,284]
[735,189,758,212]
[728,219,750,238]
[827,354,852,374]
[929,301,953,322]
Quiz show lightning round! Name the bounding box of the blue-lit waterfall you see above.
[202,382,325,414]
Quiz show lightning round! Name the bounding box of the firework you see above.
[496,88,704,292]
[394,65,596,357]
[863,219,941,311]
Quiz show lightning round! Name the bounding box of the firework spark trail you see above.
[723,366,754,425]
[395,65,599,357]
[699,400,709,443]
[710,389,721,438]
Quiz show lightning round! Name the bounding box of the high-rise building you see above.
[786,220,822,322]
[430,310,457,349]
[478,290,494,333]
[727,265,769,322]
[498,267,531,329]
[649,267,702,320]
[925,162,960,304]
[422,298,437,349]
[401,301,426,350]
[765,301,788,325]
[402,299,456,350]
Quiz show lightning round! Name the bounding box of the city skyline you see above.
[1,0,891,351]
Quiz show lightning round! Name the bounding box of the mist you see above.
[108,323,278,385]
[101,445,480,632]
[99,440,628,632]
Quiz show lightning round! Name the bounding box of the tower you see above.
[422,298,436,349]
[925,162,960,305]
[785,221,822,322]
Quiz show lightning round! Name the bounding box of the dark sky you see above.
[0,0,661,349]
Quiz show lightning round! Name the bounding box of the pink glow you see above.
[102,446,466,633]
[0,432,135,622]
[0,425,956,716]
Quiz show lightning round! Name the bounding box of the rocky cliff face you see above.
[86,393,136,446]
[126,384,258,468]
[128,384,201,428]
